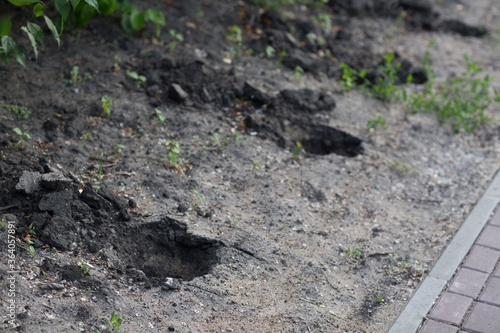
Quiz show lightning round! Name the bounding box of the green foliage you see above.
[95,151,109,192]
[190,189,204,208]
[94,311,124,333]
[292,141,305,159]
[265,45,276,58]
[81,132,92,141]
[126,71,146,88]
[375,294,385,303]
[19,239,35,255]
[79,259,93,275]
[167,29,184,52]
[226,25,243,70]
[0,0,165,66]
[251,159,261,172]
[370,54,405,101]
[113,144,125,155]
[1,102,31,119]
[406,54,500,132]
[155,108,166,125]
[13,127,30,149]
[391,159,414,176]
[294,65,304,87]
[339,63,361,91]
[367,115,387,131]
[163,140,185,172]
[101,95,112,117]
[64,66,92,84]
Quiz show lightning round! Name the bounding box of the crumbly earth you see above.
[1,0,500,332]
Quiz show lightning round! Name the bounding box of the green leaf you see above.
[33,3,46,17]
[27,22,44,44]
[120,13,133,34]
[2,35,16,53]
[55,0,71,21]
[0,18,12,37]
[7,0,39,5]
[43,16,60,48]
[130,9,145,31]
[144,9,165,26]
[21,26,38,60]
[99,0,117,15]
[74,3,98,27]
[83,0,99,12]
[70,0,81,8]
[0,51,10,65]
[13,128,22,135]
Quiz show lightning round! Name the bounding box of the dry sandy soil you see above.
[1,0,500,332]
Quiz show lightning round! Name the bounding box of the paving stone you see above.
[463,302,500,333]
[495,264,500,277]
[428,292,473,325]
[476,225,500,250]
[490,207,500,226]
[463,245,500,273]
[419,319,459,333]
[479,277,500,306]
[448,268,489,298]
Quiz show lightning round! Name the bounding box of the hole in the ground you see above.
[115,217,219,281]
[299,125,363,157]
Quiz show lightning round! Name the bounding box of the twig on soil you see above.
[0,204,16,211]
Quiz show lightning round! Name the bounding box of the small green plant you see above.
[81,132,92,141]
[79,259,93,276]
[163,141,185,172]
[275,50,286,68]
[19,240,35,256]
[94,311,124,333]
[1,102,31,120]
[13,127,30,149]
[251,160,261,172]
[292,142,305,159]
[155,108,166,125]
[95,152,109,192]
[226,25,243,70]
[391,159,414,176]
[101,96,113,117]
[367,115,387,131]
[190,189,204,208]
[168,29,184,52]
[127,71,146,88]
[339,62,364,91]
[205,129,240,154]
[265,45,276,58]
[113,144,126,155]
[375,294,385,303]
[294,65,305,87]
[407,54,500,132]
[344,246,363,261]
[311,13,332,28]
[64,66,92,84]
[27,223,36,237]
[370,54,404,101]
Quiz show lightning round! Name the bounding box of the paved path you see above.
[388,172,500,333]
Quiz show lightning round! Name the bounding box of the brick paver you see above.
[427,292,473,325]
[462,245,500,273]
[448,268,489,298]
[419,319,458,333]
[463,302,500,333]
[479,276,500,306]
[476,225,500,250]
[417,205,500,333]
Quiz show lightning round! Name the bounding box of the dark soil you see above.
[1,0,500,332]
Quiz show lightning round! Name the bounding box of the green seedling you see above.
[292,142,305,159]
[113,144,126,155]
[339,62,362,91]
[344,246,363,261]
[370,53,404,101]
[294,65,305,87]
[226,25,243,72]
[407,54,500,132]
[27,223,36,237]
[81,132,92,141]
[1,102,31,120]
[101,96,113,117]
[251,160,261,172]
[13,127,30,149]
[79,259,93,276]
[19,240,35,256]
[127,71,146,88]
[168,29,184,52]
[190,190,204,208]
[375,294,385,303]
[155,108,166,125]
[163,141,185,172]
[275,50,286,68]
[64,66,92,84]
[94,311,124,333]
[391,159,414,176]
[95,152,109,192]
[265,45,276,58]
[367,115,387,131]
